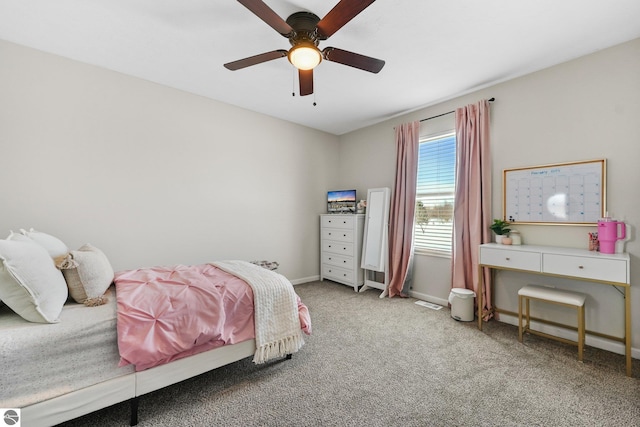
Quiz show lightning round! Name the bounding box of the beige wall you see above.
[338,38,640,356]
[0,40,339,282]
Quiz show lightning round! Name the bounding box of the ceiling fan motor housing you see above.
[286,11,322,47]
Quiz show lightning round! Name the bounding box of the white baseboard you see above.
[290,275,319,285]
[408,290,448,307]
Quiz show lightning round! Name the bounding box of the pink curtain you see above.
[388,121,420,297]
[451,100,493,320]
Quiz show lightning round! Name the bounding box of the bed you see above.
[0,230,311,427]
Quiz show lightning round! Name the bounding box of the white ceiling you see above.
[1,1,639,135]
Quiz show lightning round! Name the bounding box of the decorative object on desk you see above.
[510,230,522,245]
[597,214,628,254]
[501,236,512,245]
[489,219,511,243]
[588,232,599,251]
[356,199,367,214]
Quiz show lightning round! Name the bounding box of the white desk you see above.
[478,243,632,377]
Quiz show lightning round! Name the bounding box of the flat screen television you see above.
[327,189,356,213]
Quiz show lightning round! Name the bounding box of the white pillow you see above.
[14,228,69,259]
[58,244,114,306]
[6,230,31,243]
[0,239,68,323]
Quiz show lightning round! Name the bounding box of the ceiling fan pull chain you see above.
[292,66,296,96]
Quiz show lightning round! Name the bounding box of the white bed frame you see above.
[22,339,257,427]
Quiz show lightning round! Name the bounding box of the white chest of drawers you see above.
[320,214,365,291]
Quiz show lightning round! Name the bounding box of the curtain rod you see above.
[420,97,495,123]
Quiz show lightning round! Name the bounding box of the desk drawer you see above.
[322,229,354,243]
[543,254,628,283]
[480,247,540,271]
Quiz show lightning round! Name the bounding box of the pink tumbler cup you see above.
[597,220,626,254]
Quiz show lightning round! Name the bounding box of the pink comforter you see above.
[115,264,311,371]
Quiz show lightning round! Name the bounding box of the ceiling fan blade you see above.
[323,47,385,73]
[237,0,293,36]
[224,50,288,70]
[316,0,376,38]
[299,69,313,96]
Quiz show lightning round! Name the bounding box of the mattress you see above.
[0,287,134,408]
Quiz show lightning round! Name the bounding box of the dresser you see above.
[478,243,632,376]
[320,214,365,291]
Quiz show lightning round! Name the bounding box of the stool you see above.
[518,285,587,361]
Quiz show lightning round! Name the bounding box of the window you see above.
[414,132,456,256]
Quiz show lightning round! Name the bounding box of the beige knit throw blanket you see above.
[210,260,304,364]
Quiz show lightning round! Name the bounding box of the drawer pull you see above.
[578,265,584,269]
[343,260,347,263]
[505,257,510,261]
[328,257,332,261]
[343,234,347,237]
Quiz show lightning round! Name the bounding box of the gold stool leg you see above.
[525,297,530,335]
[577,304,585,362]
[518,295,524,342]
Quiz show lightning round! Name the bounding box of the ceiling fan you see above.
[224,0,385,96]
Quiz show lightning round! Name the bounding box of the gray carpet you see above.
[59,280,639,427]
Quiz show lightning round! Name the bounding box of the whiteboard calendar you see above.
[503,159,606,225]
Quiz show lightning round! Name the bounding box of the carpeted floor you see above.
[58,280,639,427]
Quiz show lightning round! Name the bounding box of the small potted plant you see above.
[490,219,511,244]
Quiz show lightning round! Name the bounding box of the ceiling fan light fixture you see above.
[288,43,322,70]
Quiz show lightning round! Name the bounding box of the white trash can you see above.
[448,288,476,322]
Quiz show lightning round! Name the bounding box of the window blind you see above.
[414,132,456,255]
